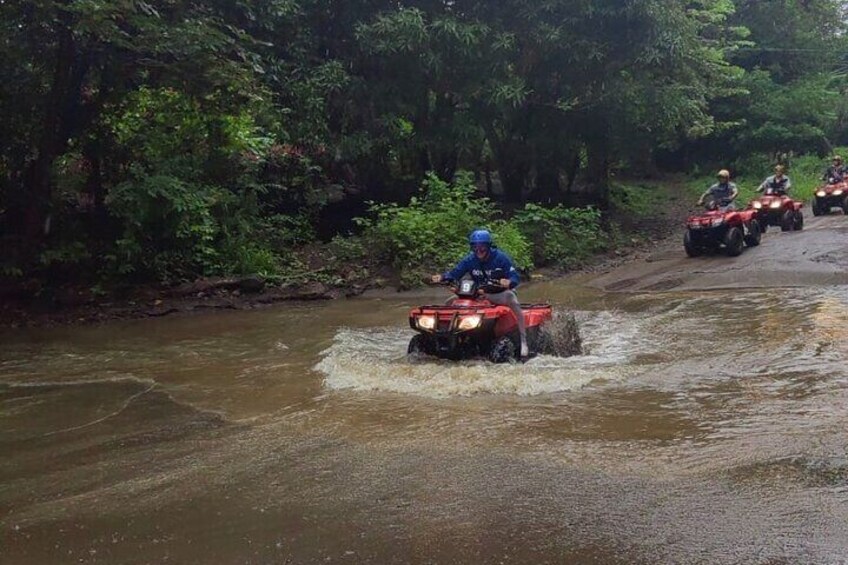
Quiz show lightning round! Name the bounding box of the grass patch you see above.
[610,182,671,217]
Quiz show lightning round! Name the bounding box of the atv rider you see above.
[698,169,739,210]
[758,165,792,195]
[431,229,528,359]
[822,155,845,184]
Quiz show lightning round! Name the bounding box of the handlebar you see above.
[762,189,788,196]
[426,278,508,293]
[698,198,734,211]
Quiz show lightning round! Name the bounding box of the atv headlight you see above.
[417,315,436,331]
[752,201,763,209]
[711,217,724,227]
[770,201,782,209]
[834,189,844,196]
[457,315,482,331]
[817,190,827,197]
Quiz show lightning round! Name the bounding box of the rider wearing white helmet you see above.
[698,169,739,209]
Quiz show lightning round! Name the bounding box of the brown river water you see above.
[2,279,848,563]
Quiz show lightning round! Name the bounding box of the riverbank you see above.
[0,179,692,329]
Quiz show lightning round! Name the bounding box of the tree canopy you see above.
[2,0,847,283]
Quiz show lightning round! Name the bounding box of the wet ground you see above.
[589,213,848,291]
[2,215,848,564]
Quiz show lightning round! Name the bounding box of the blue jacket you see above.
[442,248,521,289]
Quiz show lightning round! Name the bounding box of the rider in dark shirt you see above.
[758,165,792,195]
[698,169,739,209]
[823,155,845,184]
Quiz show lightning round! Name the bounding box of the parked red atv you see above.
[408,279,552,363]
[684,200,762,258]
[748,189,804,231]
[812,180,848,216]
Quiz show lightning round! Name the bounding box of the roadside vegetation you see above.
[2,1,848,302]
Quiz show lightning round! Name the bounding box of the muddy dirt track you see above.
[588,213,848,292]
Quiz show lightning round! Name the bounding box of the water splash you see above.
[317,311,652,397]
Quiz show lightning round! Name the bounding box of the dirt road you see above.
[587,213,848,292]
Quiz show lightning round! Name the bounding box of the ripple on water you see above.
[726,455,848,490]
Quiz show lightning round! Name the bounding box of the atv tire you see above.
[744,220,761,247]
[812,199,824,217]
[683,230,701,258]
[488,335,517,364]
[724,226,744,257]
[843,196,848,215]
[407,335,434,356]
[793,210,804,231]
[781,210,795,232]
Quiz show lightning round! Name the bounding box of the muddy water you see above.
[2,282,848,564]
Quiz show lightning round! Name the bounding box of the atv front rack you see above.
[416,303,551,310]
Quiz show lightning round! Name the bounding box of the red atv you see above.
[812,179,848,216]
[408,278,552,363]
[684,199,762,257]
[748,188,804,231]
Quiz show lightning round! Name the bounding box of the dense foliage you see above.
[359,172,532,288]
[511,204,606,268]
[1,1,847,286]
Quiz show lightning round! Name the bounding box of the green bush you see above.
[222,242,283,279]
[256,214,316,248]
[97,87,308,283]
[327,235,368,263]
[512,203,606,268]
[359,171,533,287]
[610,182,668,218]
[106,173,223,280]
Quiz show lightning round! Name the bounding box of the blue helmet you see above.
[469,229,493,247]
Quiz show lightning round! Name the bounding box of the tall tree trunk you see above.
[565,150,581,194]
[486,133,526,204]
[484,164,493,195]
[482,122,527,204]
[533,154,561,204]
[496,150,528,204]
[436,148,458,182]
[23,10,77,250]
[586,126,611,210]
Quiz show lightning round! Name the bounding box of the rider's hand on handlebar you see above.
[498,278,511,289]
